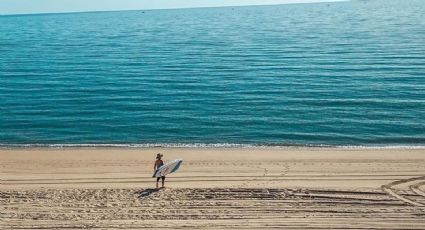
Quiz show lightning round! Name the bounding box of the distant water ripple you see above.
[1,0,425,147]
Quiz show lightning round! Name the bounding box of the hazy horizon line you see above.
[0,0,348,16]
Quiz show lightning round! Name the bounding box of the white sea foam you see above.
[1,143,425,149]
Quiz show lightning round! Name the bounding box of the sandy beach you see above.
[1,148,425,229]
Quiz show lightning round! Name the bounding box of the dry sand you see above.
[1,148,425,229]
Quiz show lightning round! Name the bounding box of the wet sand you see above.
[1,148,425,229]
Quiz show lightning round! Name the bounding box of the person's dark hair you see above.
[156,153,163,159]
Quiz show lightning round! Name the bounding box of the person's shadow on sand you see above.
[136,188,162,198]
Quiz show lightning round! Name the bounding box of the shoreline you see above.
[2,144,425,150]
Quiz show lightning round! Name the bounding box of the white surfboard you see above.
[153,159,183,178]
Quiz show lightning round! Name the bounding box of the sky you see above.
[0,0,344,15]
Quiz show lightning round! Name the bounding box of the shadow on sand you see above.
[136,188,162,198]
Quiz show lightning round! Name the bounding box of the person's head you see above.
[156,153,163,160]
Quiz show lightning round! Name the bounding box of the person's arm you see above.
[154,161,157,170]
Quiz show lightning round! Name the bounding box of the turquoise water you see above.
[1,0,425,147]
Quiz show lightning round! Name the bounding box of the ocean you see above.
[1,0,425,148]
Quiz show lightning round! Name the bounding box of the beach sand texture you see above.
[1,148,425,229]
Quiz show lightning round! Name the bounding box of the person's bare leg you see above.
[162,177,165,188]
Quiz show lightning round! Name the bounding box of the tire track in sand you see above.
[381,176,425,207]
[410,181,425,197]
[2,187,424,229]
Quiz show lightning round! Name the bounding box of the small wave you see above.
[1,143,424,150]
[336,145,425,150]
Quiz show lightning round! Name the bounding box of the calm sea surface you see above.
[1,0,425,147]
